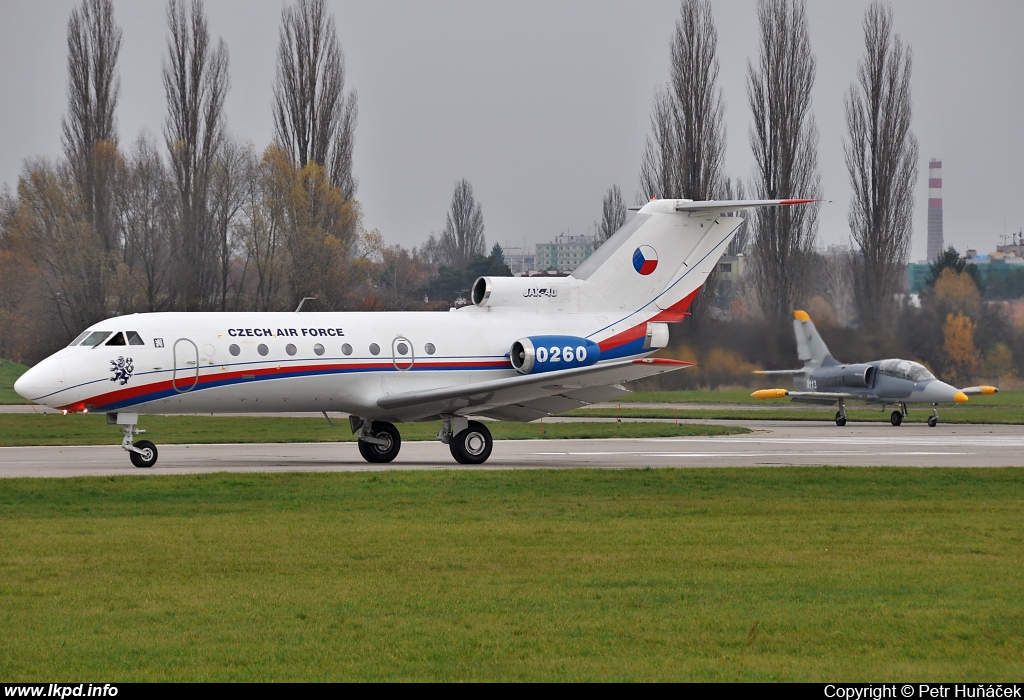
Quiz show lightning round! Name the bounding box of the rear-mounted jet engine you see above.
[510,336,600,374]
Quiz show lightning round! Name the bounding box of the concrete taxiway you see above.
[1,421,1021,478]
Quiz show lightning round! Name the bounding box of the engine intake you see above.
[510,336,601,374]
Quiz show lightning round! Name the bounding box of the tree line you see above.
[0,0,505,364]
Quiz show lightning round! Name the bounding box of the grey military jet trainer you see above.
[752,310,997,427]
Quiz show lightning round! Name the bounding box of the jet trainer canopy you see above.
[876,359,934,383]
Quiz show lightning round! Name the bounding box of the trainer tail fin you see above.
[793,310,836,369]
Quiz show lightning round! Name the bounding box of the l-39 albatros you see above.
[16,198,815,468]
[752,310,998,427]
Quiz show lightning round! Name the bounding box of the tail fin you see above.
[793,310,836,369]
[573,198,817,318]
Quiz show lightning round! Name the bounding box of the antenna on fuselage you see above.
[295,296,316,312]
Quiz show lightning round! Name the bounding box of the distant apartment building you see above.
[501,245,536,275]
[535,233,598,273]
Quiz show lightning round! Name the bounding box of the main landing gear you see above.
[350,415,493,464]
[109,412,159,468]
[835,399,848,427]
[351,417,402,463]
[890,402,908,427]
[350,415,494,465]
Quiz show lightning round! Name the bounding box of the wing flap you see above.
[376,358,691,421]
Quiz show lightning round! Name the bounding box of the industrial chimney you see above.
[927,159,943,261]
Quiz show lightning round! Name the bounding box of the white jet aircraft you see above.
[15,198,815,467]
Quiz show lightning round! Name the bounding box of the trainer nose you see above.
[14,359,66,403]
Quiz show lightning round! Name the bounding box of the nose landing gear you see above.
[928,403,939,428]
[109,412,158,468]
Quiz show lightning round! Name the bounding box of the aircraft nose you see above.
[920,380,964,404]
[14,359,66,403]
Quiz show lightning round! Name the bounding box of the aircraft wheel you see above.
[834,411,847,427]
[890,411,903,427]
[449,421,493,465]
[928,416,938,428]
[357,421,401,463]
[130,440,158,468]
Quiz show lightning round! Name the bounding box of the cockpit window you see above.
[877,359,935,383]
[80,331,112,347]
[126,331,144,346]
[68,331,90,347]
[106,332,127,346]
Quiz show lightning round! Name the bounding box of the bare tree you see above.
[722,177,749,256]
[845,2,919,329]
[235,146,287,312]
[598,185,626,242]
[274,0,358,201]
[639,0,725,203]
[638,0,726,323]
[163,0,229,310]
[62,0,122,254]
[439,179,485,269]
[747,0,821,323]
[208,139,248,310]
[116,134,174,312]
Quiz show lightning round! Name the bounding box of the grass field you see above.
[0,468,1021,681]
[570,404,1024,424]
[0,359,28,404]
[0,413,747,447]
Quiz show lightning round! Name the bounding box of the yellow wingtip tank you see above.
[752,389,789,399]
[793,310,810,321]
[980,385,998,395]
[955,391,969,403]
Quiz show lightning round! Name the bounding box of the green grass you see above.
[0,468,1021,681]
[620,388,1024,407]
[571,404,1024,424]
[0,414,747,447]
[0,359,28,404]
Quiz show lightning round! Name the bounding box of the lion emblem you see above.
[109,356,134,385]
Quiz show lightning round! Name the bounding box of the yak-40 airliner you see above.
[15,198,814,468]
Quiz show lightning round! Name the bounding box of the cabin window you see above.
[257,344,269,356]
[424,343,436,355]
[286,344,297,356]
[126,331,145,346]
[369,343,380,356]
[313,343,325,356]
[68,331,90,347]
[342,343,353,356]
[81,331,112,347]
[229,344,240,356]
[105,332,127,346]
[396,342,409,355]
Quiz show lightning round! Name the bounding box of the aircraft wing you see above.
[376,358,693,422]
[751,388,869,405]
[753,369,807,376]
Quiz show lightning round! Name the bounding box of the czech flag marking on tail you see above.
[632,245,658,275]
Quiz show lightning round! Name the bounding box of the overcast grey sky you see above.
[1,0,1022,261]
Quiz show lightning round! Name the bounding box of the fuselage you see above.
[800,358,964,405]
[14,307,658,422]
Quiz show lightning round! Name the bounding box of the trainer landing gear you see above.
[109,412,158,468]
[835,400,848,427]
[890,402,908,427]
[438,416,494,464]
[928,403,939,428]
[351,417,401,463]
